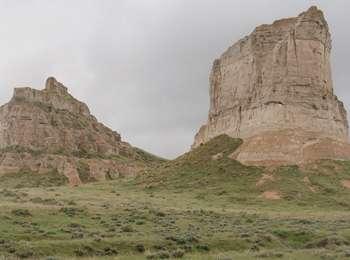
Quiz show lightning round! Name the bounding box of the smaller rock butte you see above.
[0,77,141,185]
[193,6,350,166]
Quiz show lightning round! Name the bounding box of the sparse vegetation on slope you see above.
[136,135,259,191]
[0,168,68,189]
[134,147,167,165]
[136,135,350,210]
[0,177,350,259]
[0,135,350,259]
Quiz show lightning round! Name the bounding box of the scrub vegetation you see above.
[0,135,350,259]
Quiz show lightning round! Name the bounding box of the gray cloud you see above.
[0,0,349,158]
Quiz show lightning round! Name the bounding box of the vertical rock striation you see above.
[0,77,125,155]
[193,6,350,165]
[0,77,144,185]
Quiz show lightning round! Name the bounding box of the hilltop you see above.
[137,135,350,208]
[0,77,163,186]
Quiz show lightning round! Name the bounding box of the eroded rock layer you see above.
[193,6,350,165]
[0,77,143,184]
[0,77,131,156]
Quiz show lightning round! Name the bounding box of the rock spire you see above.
[193,6,350,165]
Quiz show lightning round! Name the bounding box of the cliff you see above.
[0,77,126,156]
[0,77,148,185]
[193,6,350,165]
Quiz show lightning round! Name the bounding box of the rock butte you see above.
[193,6,350,166]
[0,77,141,185]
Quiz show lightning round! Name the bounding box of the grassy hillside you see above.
[136,135,350,210]
[0,135,350,259]
[1,178,350,259]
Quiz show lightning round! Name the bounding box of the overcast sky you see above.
[0,0,349,158]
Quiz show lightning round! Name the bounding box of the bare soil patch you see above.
[260,191,281,200]
[341,180,350,189]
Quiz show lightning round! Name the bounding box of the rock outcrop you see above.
[193,6,350,165]
[1,77,130,156]
[0,77,145,185]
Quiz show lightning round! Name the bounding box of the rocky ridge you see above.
[193,6,350,165]
[0,77,147,185]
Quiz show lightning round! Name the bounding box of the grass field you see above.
[0,136,350,259]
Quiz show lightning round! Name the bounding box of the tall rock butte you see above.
[193,6,350,165]
[0,77,146,185]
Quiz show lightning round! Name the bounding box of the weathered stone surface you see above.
[0,152,141,185]
[0,77,128,156]
[193,6,350,165]
[231,129,350,166]
[0,77,141,184]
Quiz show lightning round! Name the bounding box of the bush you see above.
[146,250,170,259]
[102,247,118,256]
[74,245,94,257]
[135,244,145,253]
[172,249,185,258]
[59,207,83,217]
[11,209,32,217]
[77,161,96,183]
[121,225,134,232]
[196,244,210,251]
[15,245,34,258]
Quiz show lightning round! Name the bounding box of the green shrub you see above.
[11,209,32,217]
[77,161,96,183]
[121,225,134,232]
[135,244,145,253]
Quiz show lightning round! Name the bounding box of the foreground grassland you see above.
[1,136,350,259]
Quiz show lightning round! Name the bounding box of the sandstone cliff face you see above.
[0,77,143,185]
[193,6,350,165]
[0,77,129,156]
